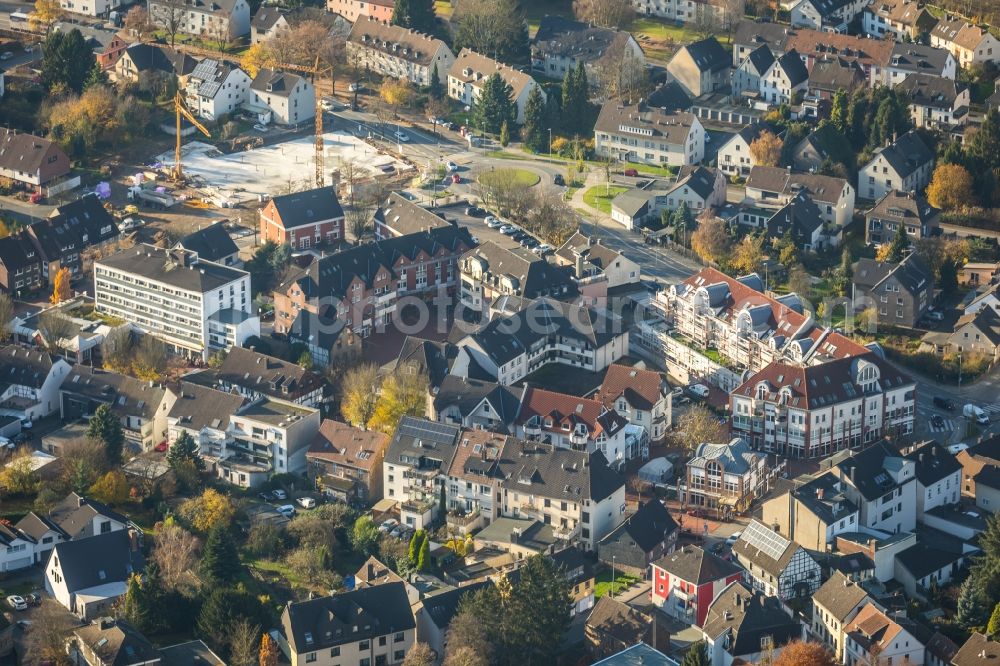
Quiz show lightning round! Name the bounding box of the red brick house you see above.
[650,545,743,627]
[273,226,475,338]
[98,34,130,70]
[260,186,345,250]
[0,130,71,190]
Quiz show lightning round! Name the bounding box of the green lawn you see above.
[480,167,541,188]
[594,569,639,599]
[583,185,628,214]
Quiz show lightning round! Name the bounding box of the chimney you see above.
[128,529,139,552]
[368,562,375,580]
[919,453,924,463]
[78,496,86,507]
[849,466,855,483]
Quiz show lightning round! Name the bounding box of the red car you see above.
[451,174,461,184]
[624,168,639,177]
[154,441,168,452]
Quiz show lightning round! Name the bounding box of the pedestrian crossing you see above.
[982,403,1000,414]
[928,418,958,434]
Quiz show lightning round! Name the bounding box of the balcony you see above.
[523,422,542,436]
[569,430,588,447]
[446,509,483,535]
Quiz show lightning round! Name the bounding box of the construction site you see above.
[153,129,412,206]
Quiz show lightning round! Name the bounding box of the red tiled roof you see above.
[596,364,665,412]
[517,386,622,438]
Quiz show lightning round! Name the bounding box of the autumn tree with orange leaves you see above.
[50,267,71,304]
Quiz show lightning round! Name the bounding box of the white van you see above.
[964,404,990,425]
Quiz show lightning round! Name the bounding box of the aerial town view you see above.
[1,0,1000,661]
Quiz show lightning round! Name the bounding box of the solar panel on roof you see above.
[397,417,459,444]
[741,520,789,561]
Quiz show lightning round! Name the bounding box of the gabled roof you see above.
[746,166,849,205]
[215,346,324,401]
[463,241,577,300]
[385,416,461,471]
[494,439,624,504]
[803,0,858,18]
[866,189,938,225]
[347,18,451,68]
[447,429,509,482]
[896,72,964,109]
[308,420,389,473]
[585,596,652,647]
[420,581,490,631]
[595,104,698,146]
[48,492,130,539]
[652,544,741,584]
[0,233,40,272]
[251,6,291,31]
[903,440,961,486]
[890,42,954,75]
[49,529,144,593]
[867,129,933,178]
[175,222,239,262]
[743,44,776,75]
[449,49,539,99]
[766,192,825,241]
[953,632,1000,666]
[791,471,858,524]
[679,36,730,73]
[0,129,69,180]
[374,192,451,236]
[533,17,636,64]
[974,464,1000,490]
[268,186,344,229]
[62,366,168,422]
[834,440,908,501]
[168,381,245,433]
[15,511,66,542]
[432,375,522,427]
[812,571,869,621]
[516,386,627,440]
[555,232,631,278]
[35,194,120,259]
[280,583,415,653]
[773,49,809,86]
[853,253,932,295]
[672,165,721,201]
[931,16,991,50]
[702,581,801,656]
[281,226,475,302]
[599,500,678,553]
[152,0,243,15]
[732,519,804,578]
[120,43,196,76]
[844,603,909,656]
[0,345,56,390]
[251,68,307,97]
[808,56,865,91]
[597,364,666,413]
[392,336,452,388]
[787,26,895,68]
[72,619,159,666]
[895,542,964,580]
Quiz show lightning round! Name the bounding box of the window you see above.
[360,640,370,651]
[378,636,386,646]
[331,647,341,657]
[305,654,317,663]
[394,650,406,661]
[394,632,405,643]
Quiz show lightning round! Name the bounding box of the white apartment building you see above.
[858,130,934,201]
[94,244,258,361]
[346,18,455,87]
[931,15,1000,66]
[863,0,936,40]
[184,59,252,122]
[631,0,743,26]
[59,0,123,18]
[496,439,626,551]
[594,102,705,167]
[383,417,462,530]
[844,604,925,666]
[148,0,251,39]
[832,440,918,534]
[250,69,314,126]
[448,49,544,124]
[216,398,320,488]
[903,440,962,519]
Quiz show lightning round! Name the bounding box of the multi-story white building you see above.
[444,430,508,530]
[631,0,744,27]
[931,15,1000,67]
[383,417,462,530]
[745,166,855,230]
[94,244,258,361]
[831,441,918,534]
[59,0,124,18]
[759,49,809,105]
[732,520,822,601]
[596,363,672,442]
[148,0,251,39]
[448,49,544,124]
[858,130,934,201]
[594,103,705,167]
[495,439,626,551]
[250,69,314,126]
[811,571,872,661]
[790,0,868,31]
[184,59,252,122]
[844,604,925,666]
[683,438,770,518]
[346,18,455,87]
[896,73,970,129]
[215,398,320,488]
[903,440,962,519]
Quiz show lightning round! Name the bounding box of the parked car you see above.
[154,441,168,453]
[927,309,944,322]
[485,216,503,228]
[258,491,275,501]
[379,518,399,533]
[964,403,990,425]
[446,161,458,172]
[930,415,945,428]
[20,420,32,430]
[389,525,404,538]
[25,593,40,606]
[296,497,317,509]
[253,123,268,132]
[501,225,519,235]
[0,53,13,61]
[554,174,565,186]
[687,384,710,398]
[670,386,684,398]
[393,130,410,142]
[725,532,742,546]
[933,396,955,411]
[465,205,485,216]
[6,596,26,611]
[276,504,297,518]
[624,168,639,177]
[451,173,461,184]
[272,489,287,500]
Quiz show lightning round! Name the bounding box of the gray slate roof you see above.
[651,545,741,584]
[702,582,801,657]
[168,381,245,432]
[681,36,730,73]
[495,439,624,504]
[812,571,869,621]
[98,244,247,293]
[175,222,239,263]
[853,253,932,295]
[903,440,962,486]
[869,129,933,179]
[50,529,144,593]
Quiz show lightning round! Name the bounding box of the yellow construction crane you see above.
[173,91,212,182]
[272,57,332,188]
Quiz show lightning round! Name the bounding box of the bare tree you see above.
[593,40,650,102]
[228,618,261,666]
[476,169,534,221]
[202,19,232,53]
[24,600,76,666]
[151,521,201,594]
[572,0,635,28]
[124,6,156,41]
[60,437,109,494]
[36,310,74,354]
[153,2,185,47]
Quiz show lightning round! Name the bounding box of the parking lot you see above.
[432,203,552,255]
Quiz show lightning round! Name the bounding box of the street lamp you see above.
[611,555,616,598]
[548,128,552,157]
[958,352,963,386]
